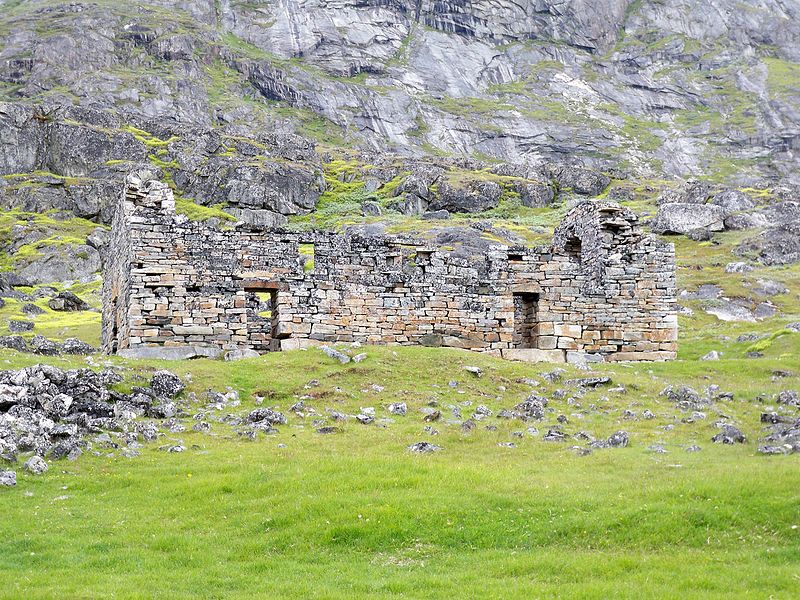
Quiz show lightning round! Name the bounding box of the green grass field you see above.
[1,342,799,598]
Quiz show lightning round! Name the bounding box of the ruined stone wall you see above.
[102,173,677,362]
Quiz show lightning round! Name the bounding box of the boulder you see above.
[388,402,407,416]
[86,227,111,251]
[21,303,44,316]
[543,429,566,442]
[48,291,90,312]
[0,273,13,296]
[710,189,755,214]
[224,348,260,361]
[724,262,753,273]
[16,245,101,285]
[149,402,177,419]
[360,201,382,217]
[150,371,185,399]
[316,426,342,434]
[8,320,33,333]
[421,210,450,220]
[31,335,59,355]
[0,471,16,487]
[429,180,502,213]
[753,279,788,297]
[657,180,713,205]
[62,338,96,355]
[391,166,443,200]
[736,223,800,266]
[0,336,27,352]
[686,227,713,241]
[546,165,609,196]
[463,366,483,377]
[42,393,74,418]
[777,390,800,408]
[760,201,800,226]
[388,194,428,215]
[723,212,771,230]
[661,385,705,410]
[514,180,554,207]
[650,203,725,234]
[515,394,547,420]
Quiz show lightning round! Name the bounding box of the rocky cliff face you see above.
[1,0,798,184]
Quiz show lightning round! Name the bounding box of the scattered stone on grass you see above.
[31,335,59,356]
[423,410,441,422]
[460,419,476,433]
[150,371,185,398]
[224,348,260,361]
[321,346,350,364]
[712,424,746,444]
[777,390,800,408]
[463,366,482,377]
[247,408,287,425]
[23,456,48,475]
[543,429,566,442]
[564,376,611,387]
[408,441,442,453]
[316,426,342,434]
[388,402,407,416]
[514,394,547,420]
[607,431,630,447]
[542,369,564,383]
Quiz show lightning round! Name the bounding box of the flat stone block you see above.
[554,323,582,338]
[501,348,566,363]
[172,325,214,335]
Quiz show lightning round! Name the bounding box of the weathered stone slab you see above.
[118,346,223,360]
[501,349,566,363]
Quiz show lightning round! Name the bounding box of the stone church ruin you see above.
[102,173,678,362]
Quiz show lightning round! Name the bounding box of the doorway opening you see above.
[565,236,582,265]
[244,283,281,351]
[512,292,539,349]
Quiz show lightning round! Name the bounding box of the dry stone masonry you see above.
[102,172,677,363]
